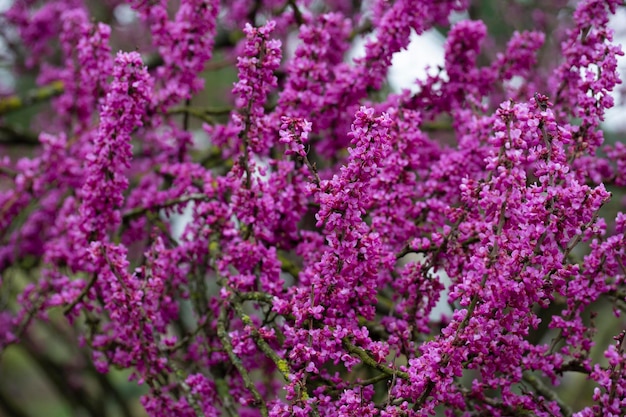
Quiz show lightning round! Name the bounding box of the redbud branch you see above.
[170,361,207,417]
[421,120,454,132]
[397,235,480,259]
[145,211,180,248]
[5,293,44,356]
[459,387,531,416]
[522,372,572,417]
[168,105,232,117]
[547,209,606,355]
[357,372,392,386]
[100,246,201,409]
[214,377,239,417]
[239,113,254,191]
[197,147,232,169]
[349,20,374,41]
[396,245,435,259]
[236,289,407,405]
[166,106,219,125]
[0,125,40,146]
[182,99,191,132]
[0,80,64,116]
[605,288,626,314]
[286,0,304,26]
[607,331,626,409]
[342,339,410,381]
[557,360,590,375]
[357,317,389,341]
[220,283,317,411]
[616,257,626,278]
[418,204,470,276]
[301,152,321,190]
[1,177,36,240]
[122,193,212,221]
[164,319,219,353]
[415,190,510,409]
[63,273,97,315]
[237,291,275,304]
[216,304,269,417]
[231,300,294,382]
[277,252,301,278]
[612,299,626,314]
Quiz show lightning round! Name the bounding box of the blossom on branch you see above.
[0,1,625,416]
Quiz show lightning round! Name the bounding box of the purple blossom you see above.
[80,51,152,241]
[1,1,626,416]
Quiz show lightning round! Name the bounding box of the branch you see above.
[168,105,232,118]
[122,193,211,221]
[342,339,410,381]
[277,252,301,278]
[216,305,268,417]
[0,125,40,146]
[228,287,403,413]
[231,298,294,384]
[607,331,626,411]
[557,360,590,375]
[63,273,97,315]
[0,81,64,116]
[522,372,572,417]
[195,147,233,170]
[300,151,321,190]
[287,0,304,26]
[170,361,207,417]
[349,20,374,41]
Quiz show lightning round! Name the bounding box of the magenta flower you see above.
[0,1,625,416]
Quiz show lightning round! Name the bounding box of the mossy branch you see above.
[0,81,64,116]
[230,298,294,385]
[216,305,268,417]
[342,338,410,381]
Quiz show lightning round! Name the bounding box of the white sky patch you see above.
[113,4,138,25]
[388,29,446,93]
[603,9,626,131]
[349,28,446,94]
[168,205,194,243]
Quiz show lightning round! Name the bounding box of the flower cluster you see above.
[0,1,625,417]
[80,51,152,241]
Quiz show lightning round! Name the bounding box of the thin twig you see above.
[63,274,97,315]
[522,372,572,417]
[122,193,211,221]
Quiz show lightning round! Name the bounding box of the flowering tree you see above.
[1,0,626,416]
